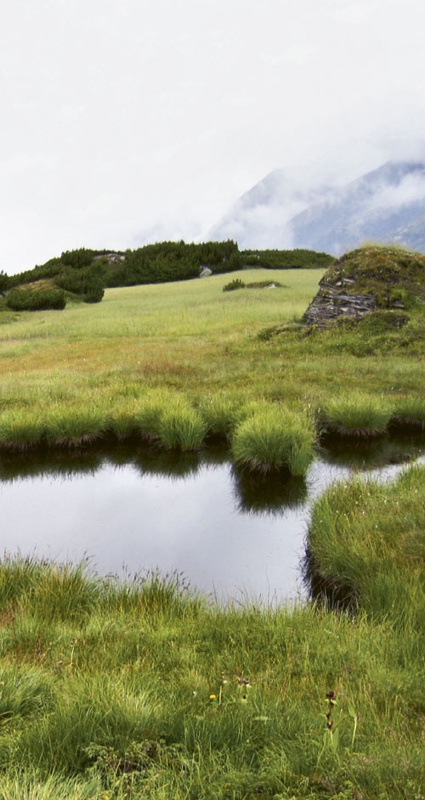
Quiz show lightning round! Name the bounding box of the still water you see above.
[0,436,424,602]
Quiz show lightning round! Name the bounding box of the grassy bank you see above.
[307,463,425,619]
[0,554,423,799]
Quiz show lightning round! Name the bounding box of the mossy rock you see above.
[323,245,425,302]
[303,245,425,328]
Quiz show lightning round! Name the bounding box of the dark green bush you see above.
[241,248,335,269]
[60,248,96,269]
[55,266,104,303]
[83,282,105,303]
[6,288,66,311]
[223,279,246,292]
[0,271,10,293]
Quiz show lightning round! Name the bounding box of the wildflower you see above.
[209,694,217,701]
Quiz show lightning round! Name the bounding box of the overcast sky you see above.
[1,0,425,273]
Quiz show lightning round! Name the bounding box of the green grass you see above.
[232,404,316,475]
[0,557,423,798]
[317,393,394,438]
[307,463,425,625]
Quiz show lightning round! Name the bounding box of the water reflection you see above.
[0,435,423,602]
[231,465,307,515]
[319,430,425,470]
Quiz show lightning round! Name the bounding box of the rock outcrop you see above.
[303,288,377,328]
[303,245,425,329]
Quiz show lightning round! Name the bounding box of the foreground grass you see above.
[0,552,423,799]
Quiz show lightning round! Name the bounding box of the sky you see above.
[1,0,425,274]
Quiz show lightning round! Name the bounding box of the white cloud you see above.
[1,0,425,271]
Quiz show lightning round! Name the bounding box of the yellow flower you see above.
[209,693,217,700]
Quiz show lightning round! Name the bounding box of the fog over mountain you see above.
[209,160,425,255]
[208,167,336,249]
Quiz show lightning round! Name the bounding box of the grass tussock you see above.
[318,393,394,438]
[197,392,247,440]
[232,405,315,475]
[391,395,425,429]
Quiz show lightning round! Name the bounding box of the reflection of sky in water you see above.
[0,451,423,603]
[0,462,309,602]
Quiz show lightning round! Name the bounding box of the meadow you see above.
[0,263,424,797]
[0,267,424,463]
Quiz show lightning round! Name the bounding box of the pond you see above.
[0,434,424,603]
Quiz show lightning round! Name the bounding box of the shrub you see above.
[223,279,246,292]
[83,282,104,304]
[5,288,66,311]
[55,266,104,303]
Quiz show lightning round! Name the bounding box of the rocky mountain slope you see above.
[290,161,425,255]
[209,160,425,255]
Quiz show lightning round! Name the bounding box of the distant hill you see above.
[209,160,425,255]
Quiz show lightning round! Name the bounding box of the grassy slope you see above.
[0,266,423,417]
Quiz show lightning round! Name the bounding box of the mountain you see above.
[289,161,425,255]
[209,160,425,255]
[208,168,334,249]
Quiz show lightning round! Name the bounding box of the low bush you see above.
[223,279,246,292]
[5,288,66,311]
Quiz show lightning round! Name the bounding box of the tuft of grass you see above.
[0,556,102,622]
[158,401,206,451]
[132,389,174,442]
[0,772,102,799]
[318,393,393,437]
[232,404,315,475]
[198,392,246,440]
[391,396,425,430]
[0,409,45,450]
[43,403,107,447]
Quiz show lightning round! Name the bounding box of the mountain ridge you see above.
[208,160,425,254]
